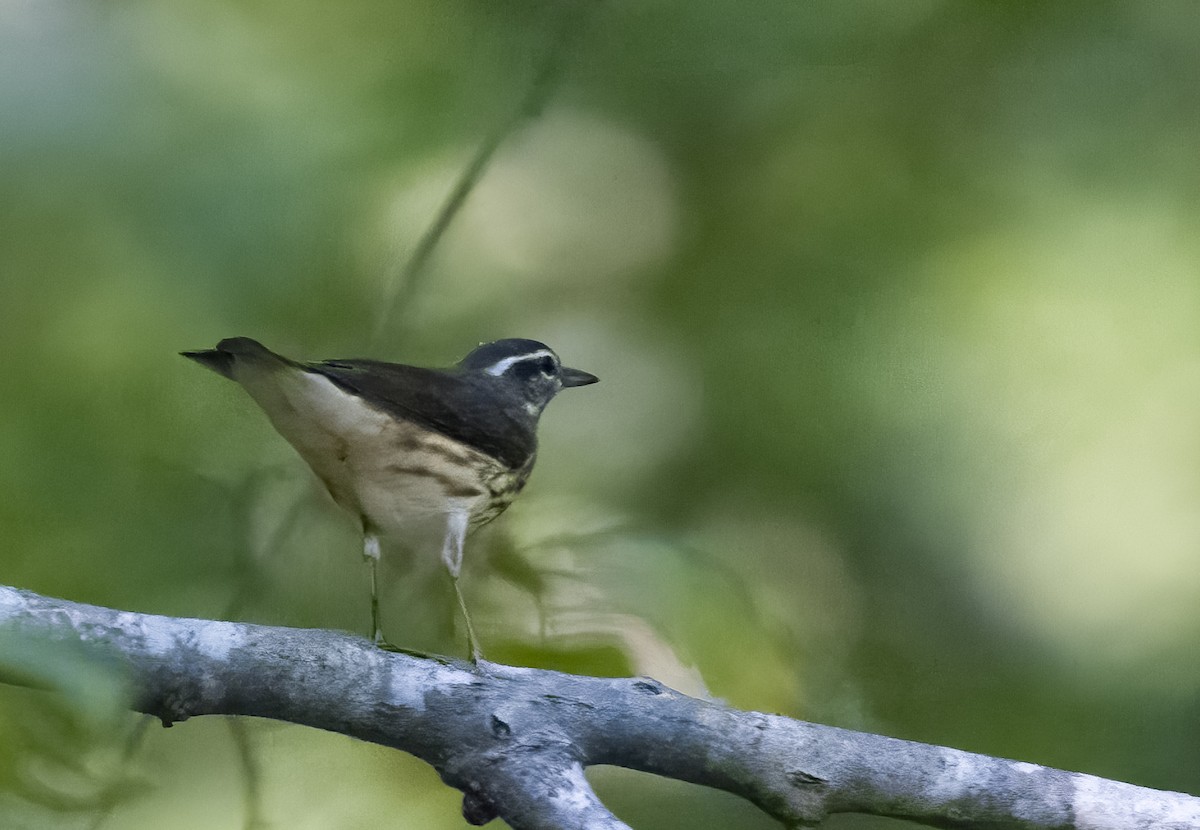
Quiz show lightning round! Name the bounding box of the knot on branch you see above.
[150,688,198,727]
[786,768,828,787]
[631,678,664,695]
[462,789,498,826]
[490,714,512,738]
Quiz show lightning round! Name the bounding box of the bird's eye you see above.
[508,354,558,382]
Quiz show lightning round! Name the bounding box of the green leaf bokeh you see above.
[2,1,1199,827]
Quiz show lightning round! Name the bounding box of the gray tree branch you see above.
[0,585,1195,830]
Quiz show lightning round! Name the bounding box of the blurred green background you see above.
[2,1,1200,827]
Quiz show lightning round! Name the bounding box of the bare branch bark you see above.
[0,585,1195,830]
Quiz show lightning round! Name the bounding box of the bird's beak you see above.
[560,366,599,388]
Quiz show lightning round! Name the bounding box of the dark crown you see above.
[458,339,554,372]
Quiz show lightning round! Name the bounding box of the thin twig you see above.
[85,715,152,830]
[372,2,600,349]
[228,717,268,830]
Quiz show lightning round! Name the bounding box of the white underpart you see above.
[482,349,556,376]
[230,360,505,559]
[440,508,470,576]
[363,533,381,561]
[233,362,397,463]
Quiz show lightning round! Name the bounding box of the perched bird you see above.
[181,337,598,660]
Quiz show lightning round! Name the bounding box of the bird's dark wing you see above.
[306,359,537,470]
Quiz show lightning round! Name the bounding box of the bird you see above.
[181,336,598,661]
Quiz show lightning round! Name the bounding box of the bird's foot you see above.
[371,637,457,665]
[372,628,411,654]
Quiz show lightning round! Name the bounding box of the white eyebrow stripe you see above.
[483,349,556,376]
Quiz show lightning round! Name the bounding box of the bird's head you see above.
[459,338,598,417]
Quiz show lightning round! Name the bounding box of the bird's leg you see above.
[362,529,451,663]
[362,532,386,647]
[441,511,481,663]
[453,579,482,664]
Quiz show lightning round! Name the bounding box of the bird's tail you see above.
[180,337,285,379]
